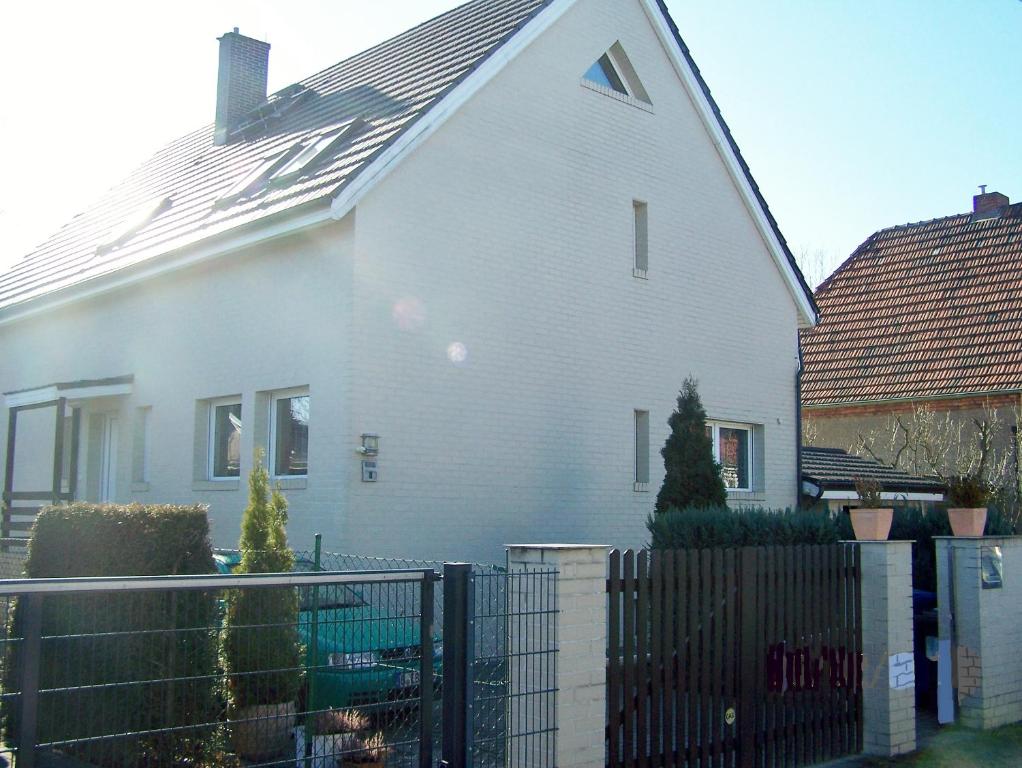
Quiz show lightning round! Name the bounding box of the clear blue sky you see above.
[1,1,1019,285]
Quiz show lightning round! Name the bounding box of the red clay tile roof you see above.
[801,201,1022,406]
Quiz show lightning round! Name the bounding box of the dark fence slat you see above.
[674,550,687,768]
[853,545,864,754]
[650,549,663,768]
[687,551,700,768]
[723,548,736,766]
[624,550,637,766]
[784,546,797,766]
[663,549,677,768]
[637,550,650,768]
[609,549,622,768]
[700,550,712,768]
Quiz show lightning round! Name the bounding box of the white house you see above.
[0,0,817,563]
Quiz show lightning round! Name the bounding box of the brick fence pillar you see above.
[856,540,916,757]
[507,544,608,768]
[935,536,1022,729]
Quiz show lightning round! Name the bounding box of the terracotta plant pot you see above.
[850,507,893,541]
[231,701,296,761]
[948,507,987,537]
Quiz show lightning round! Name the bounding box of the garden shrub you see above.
[222,455,301,710]
[655,377,727,513]
[648,506,852,549]
[650,504,1017,593]
[3,503,218,767]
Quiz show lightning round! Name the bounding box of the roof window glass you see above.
[270,117,366,184]
[96,197,172,253]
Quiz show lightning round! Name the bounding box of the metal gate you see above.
[607,545,863,768]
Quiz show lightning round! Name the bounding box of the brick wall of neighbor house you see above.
[805,395,1021,477]
[0,218,355,548]
[937,537,1022,729]
[345,0,804,562]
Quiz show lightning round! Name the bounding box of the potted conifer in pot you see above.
[850,477,893,540]
[945,475,990,537]
[224,453,302,761]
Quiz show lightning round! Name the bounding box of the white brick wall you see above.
[345,0,802,561]
[0,0,805,563]
[0,219,355,549]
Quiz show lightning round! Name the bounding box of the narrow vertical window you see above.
[634,410,650,490]
[633,201,648,278]
[133,406,152,485]
[271,392,310,477]
[209,400,242,479]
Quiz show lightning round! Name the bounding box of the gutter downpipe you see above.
[796,338,805,508]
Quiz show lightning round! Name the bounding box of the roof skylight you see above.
[96,197,172,253]
[215,149,297,207]
[269,117,366,184]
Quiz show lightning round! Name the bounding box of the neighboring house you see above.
[801,446,945,515]
[801,190,1022,486]
[0,0,817,562]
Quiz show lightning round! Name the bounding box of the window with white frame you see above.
[270,390,309,477]
[208,399,242,480]
[633,200,648,277]
[706,422,753,491]
[634,410,650,490]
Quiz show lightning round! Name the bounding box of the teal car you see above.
[214,552,442,709]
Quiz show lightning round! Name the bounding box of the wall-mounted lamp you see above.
[358,433,379,456]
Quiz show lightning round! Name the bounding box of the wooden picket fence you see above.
[607,545,863,768]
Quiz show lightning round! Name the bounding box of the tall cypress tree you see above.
[655,377,727,513]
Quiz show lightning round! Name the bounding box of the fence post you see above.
[442,563,473,768]
[18,592,43,768]
[935,536,1022,729]
[855,540,916,757]
[420,571,436,768]
[507,544,608,768]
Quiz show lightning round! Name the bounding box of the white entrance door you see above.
[99,415,118,502]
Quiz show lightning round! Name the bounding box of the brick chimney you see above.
[973,188,1009,217]
[214,28,270,145]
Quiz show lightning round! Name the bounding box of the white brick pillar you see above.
[856,540,916,757]
[936,536,1022,729]
[507,544,608,768]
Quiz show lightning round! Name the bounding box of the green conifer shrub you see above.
[222,454,301,710]
[655,377,728,513]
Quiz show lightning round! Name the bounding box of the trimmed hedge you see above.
[649,504,1018,592]
[648,506,852,550]
[3,504,218,767]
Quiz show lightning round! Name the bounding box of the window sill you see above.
[727,490,765,503]
[272,477,308,491]
[130,482,150,493]
[634,482,650,493]
[632,268,648,280]
[192,480,240,492]
[580,79,654,113]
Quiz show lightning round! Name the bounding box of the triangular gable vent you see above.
[583,42,650,104]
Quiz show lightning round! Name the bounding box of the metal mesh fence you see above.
[0,539,28,580]
[0,570,436,768]
[473,568,557,768]
[215,546,557,768]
